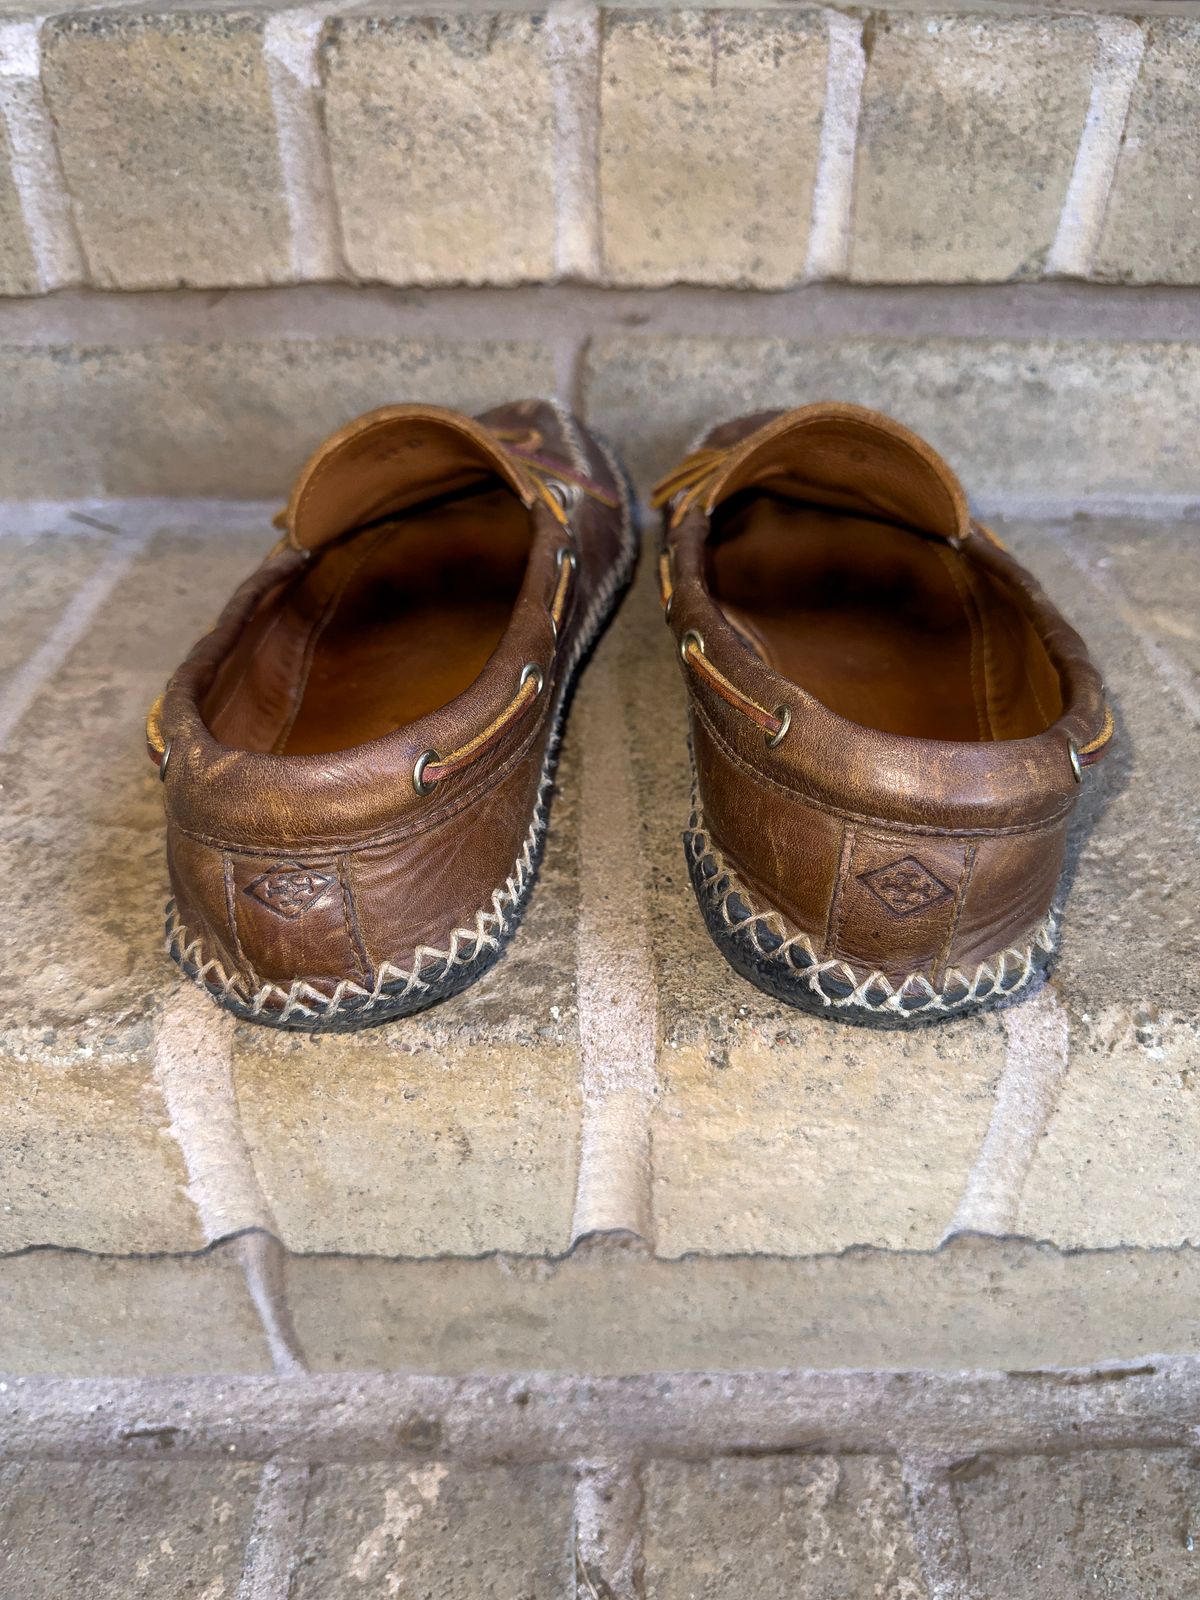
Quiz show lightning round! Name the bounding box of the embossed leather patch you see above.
[243,865,333,920]
[859,856,952,919]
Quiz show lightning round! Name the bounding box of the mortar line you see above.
[804,10,866,281]
[1046,17,1144,278]
[900,1458,978,1600]
[264,4,349,282]
[154,989,311,1373]
[573,1460,645,1600]
[571,650,659,1248]
[943,981,1071,1240]
[2,1363,1196,1464]
[0,526,144,752]
[548,0,602,281]
[237,1461,312,1600]
[238,1233,309,1376]
[154,987,277,1244]
[0,18,84,291]
[1052,521,1200,724]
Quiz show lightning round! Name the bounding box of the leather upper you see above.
[658,402,1112,987]
[153,399,632,1006]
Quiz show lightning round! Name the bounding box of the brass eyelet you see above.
[412,749,439,796]
[765,707,791,749]
[556,546,577,572]
[545,478,583,514]
[520,662,545,695]
[1067,739,1083,782]
[680,628,705,663]
[158,741,172,782]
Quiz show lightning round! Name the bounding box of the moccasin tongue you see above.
[283,404,538,553]
[702,401,971,546]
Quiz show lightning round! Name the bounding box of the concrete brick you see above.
[0,339,555,497]
[643,1456,923,1599]
[286,1243,1200,1374]
[599,9,826,286]
[850,15,1093,283]
[953,1450,1200,1598]
[984,519,1200,1250]
[0,520,267,1251]
[0,1459,261,1598]
[1097,21,1200,284]
[995,519,1200,1022]
[0,121,37,295]
[0,1245,272,1376]
[41,10,290,290]
[584,335,1200,496]
[1016,1018,1200,1249]
[323,12,555,286]
[291,1462,571,1598]
[232,1028,581,1256]
[0,1037,203,1252]
[651,1025,1002,1257]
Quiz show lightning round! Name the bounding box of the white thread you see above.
[547,0,601,280]
[688,797,1056,1019]
[0,19,84,290]
[1046,18,1145,278]
[943,982,1071,1238]
[264,7,346,281]
[804,10,866,281]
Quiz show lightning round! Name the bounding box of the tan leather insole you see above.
[204,486,532,755]
[708,496,1061,741]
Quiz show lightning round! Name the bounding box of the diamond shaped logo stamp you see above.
[243,864,333,920]
[859,856,952,919]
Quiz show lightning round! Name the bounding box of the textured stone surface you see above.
[585,336,1200,495]
[0,121,37,295]
[233,1031,581,1256]
[600,8,826,286]
[0,1459,260,1598]
[323,12,555,286]
[851,14,1093,282]
[0,339,555,497]
[954,1450,1200,1598]
[651,1026,1002,1257]
[0,1245,272,1376]
[291,1462,571,1597]
[991,518,1200,1250]
[41,10,289,290]
[1097,20,1200,284]
[286,1242,1200,1374]
[643,1456,923,1598]
[0,519,261,1252]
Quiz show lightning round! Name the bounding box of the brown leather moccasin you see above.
[653,402,1113,1025]
[147,400,635,1030]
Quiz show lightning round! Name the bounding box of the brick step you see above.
[1,1440,1196,1596]
[0,500,1195,1378]
[1,323,1199,500]
[0,3,1195,296]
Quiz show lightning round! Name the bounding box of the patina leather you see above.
[658,402,1112,1004]
[151,399,633,1025]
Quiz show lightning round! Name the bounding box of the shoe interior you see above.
[707,492,1064,742]
[202,481,533,755]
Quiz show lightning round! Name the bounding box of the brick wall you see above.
[0,4,1196,294]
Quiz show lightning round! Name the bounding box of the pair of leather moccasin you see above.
[148,398,1111,1032]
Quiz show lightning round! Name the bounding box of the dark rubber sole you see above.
[684,811,1056,1030]
[167,436,639,1033]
